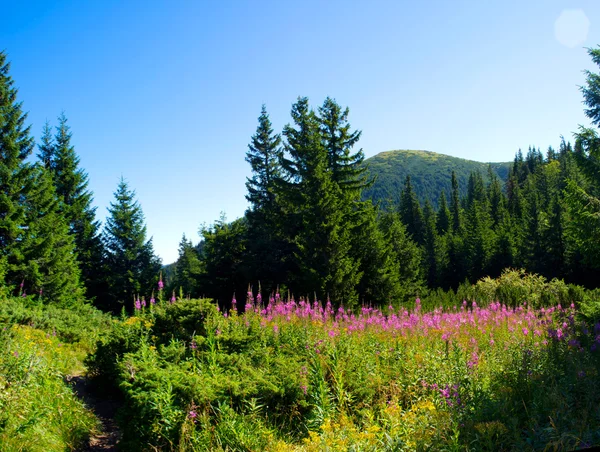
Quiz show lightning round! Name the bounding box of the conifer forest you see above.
[2,44,600,450]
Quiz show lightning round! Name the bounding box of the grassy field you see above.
[89,290,600,451]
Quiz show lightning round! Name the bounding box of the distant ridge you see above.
[362,149,511,208]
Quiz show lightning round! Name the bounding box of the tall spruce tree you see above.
[0,51,35,288]
[244,105,285,294]
[17,167,83,303]
[278,97,361,306]
[0,52,81,301]
[103,178,161,311]
[564,46,600,281]
[42,114,105,301]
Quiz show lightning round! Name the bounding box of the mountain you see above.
[362,150,512,208]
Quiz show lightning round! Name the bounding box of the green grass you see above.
[0,296,113,451]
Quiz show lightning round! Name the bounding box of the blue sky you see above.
[2,1,599,263]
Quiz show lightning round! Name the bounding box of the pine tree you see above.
[173,234,203,298]
[450,171,462,233]
[378,211,424,302]
[399,175,424,245]
[103,178,161,311]
[17,166,83,303]
[37,121,54,170]
[0,52,81,302]
[200,215,248,307]
[423,200,442,286]
[44,114,105,301]
[436,190,451,235]
[278,97,361,306]
[564,46,600,281]
[244,105,285,294]
[0,51,35,289]
[318,97,371,194]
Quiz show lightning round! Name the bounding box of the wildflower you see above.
[158,273,164,290]
[522,328,529,336]
[141,298,147,308]
[188,410,197,419]
[21,290,26,297]
[190,340,197,350]
[13,351,18,357]
[170,291,176,303]
[134,298,141,310]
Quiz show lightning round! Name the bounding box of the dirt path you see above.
[66,375,121,451]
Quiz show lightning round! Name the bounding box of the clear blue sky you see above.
[2,1,599,263]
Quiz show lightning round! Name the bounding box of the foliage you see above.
[0,293,113,451]
[38,113,105,302]
[102,177,161,311]
[91,292,600,451]
[362,149,511,209]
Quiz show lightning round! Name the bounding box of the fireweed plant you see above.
[91,292,600,451]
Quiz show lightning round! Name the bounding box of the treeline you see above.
[170,47,600,308]
[0,51,160,311]
[3,46,600,312]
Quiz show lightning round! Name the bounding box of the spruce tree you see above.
[0,51,35,288]
[37,121,54,170]
[318,97,371,194]
[174,234,202,298]
[0,51,81,302]
[103,178,161,311]
[399,175,424,245]
[278,97,361,306]
[244,105,285,294]
[450,171,462,233]
[436,190,451,235]
[44,114,105,300]
[17,166,83,303]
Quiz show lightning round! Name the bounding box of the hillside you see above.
[362,150,512,208]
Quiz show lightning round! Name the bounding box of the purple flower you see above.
[150,296,156,305]
[134,298,141,310]
[188,410,197,420]
[190,340,197,350]
[158,277,164,290]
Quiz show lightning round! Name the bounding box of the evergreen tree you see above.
[45,114,105,300]
[0,51,35,288]
[318,97,371,193]
[244,105,285,294]
[37,121,54,170]
[0,51,81,303]
[278,97,361,306]
[436,190,451,235]
[200,215,248,307]
[399,175,424,245]
[422,200,442,286]
[103,178,161,311]
[564,46,600,282]
[450,171,462,233]
[17,166,83,303]
[378,211,424,302]
[173,234,202,298]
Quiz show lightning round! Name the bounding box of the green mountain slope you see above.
[362,150,511,208]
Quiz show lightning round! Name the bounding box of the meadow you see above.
[1,270,600,451]
[86,272,600,451]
